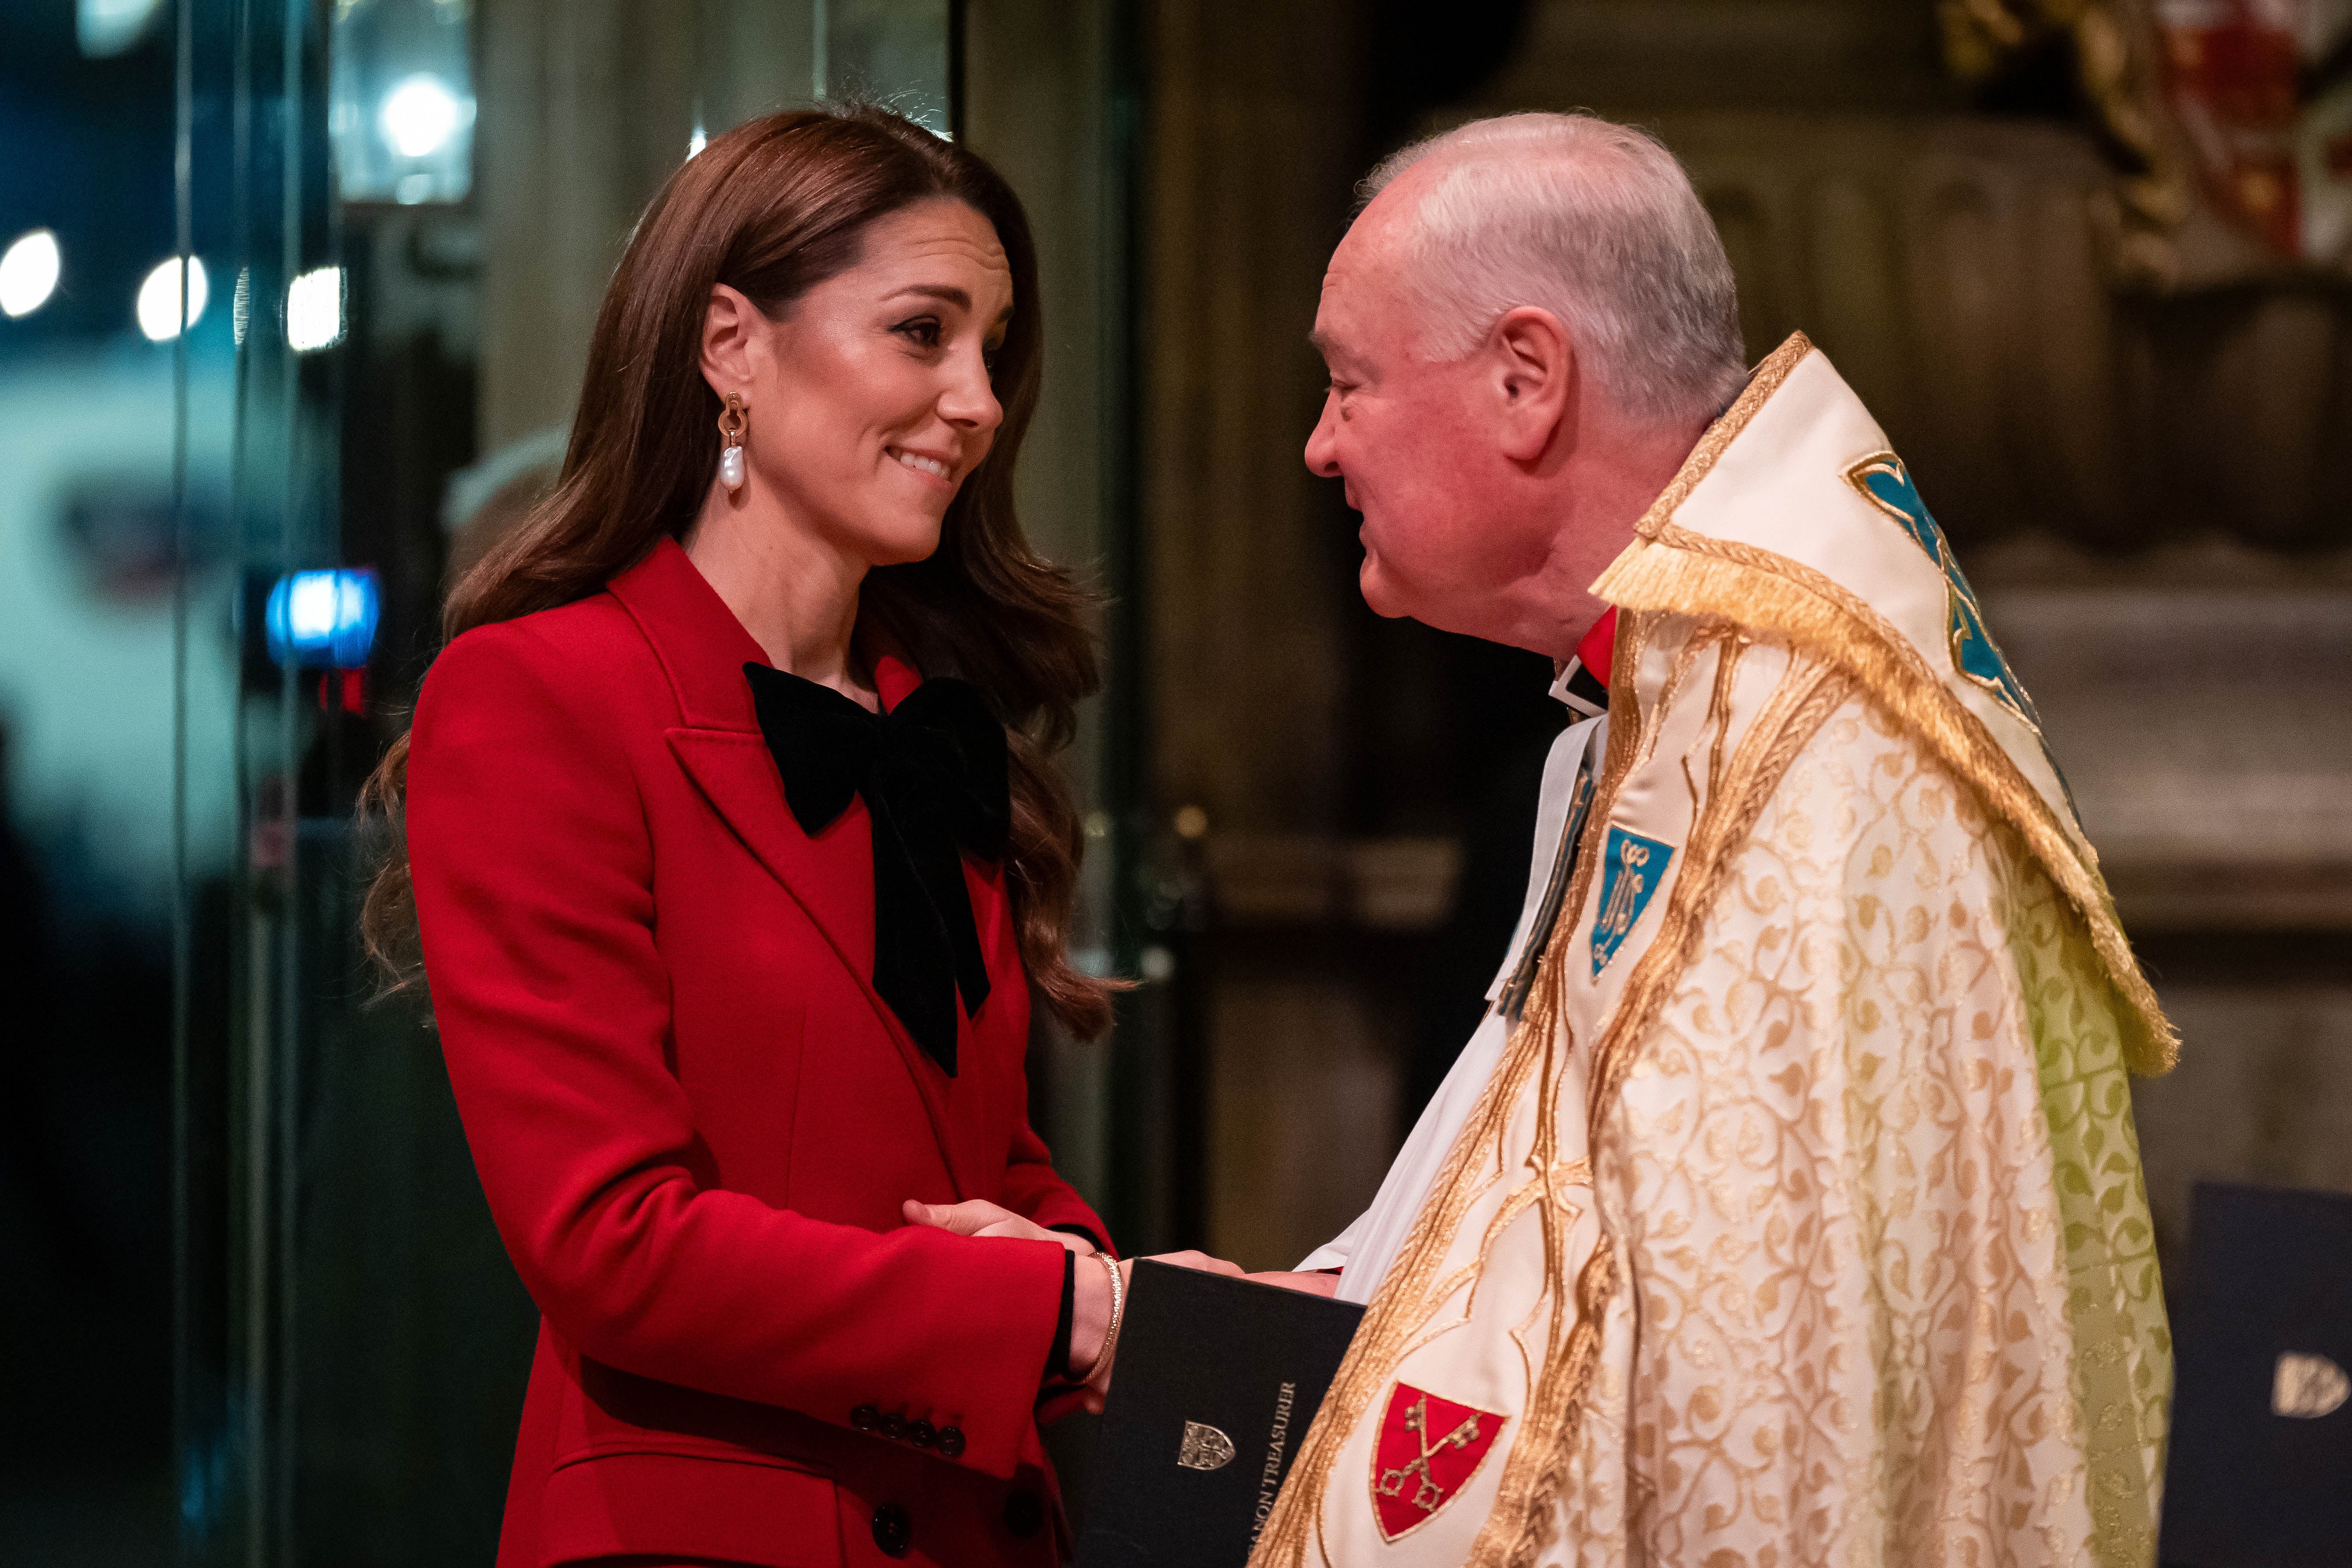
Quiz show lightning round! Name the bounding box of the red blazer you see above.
[407,537,1110,1568]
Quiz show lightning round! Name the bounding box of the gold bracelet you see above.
[1080,1252,1124,1385]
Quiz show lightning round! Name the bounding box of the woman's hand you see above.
[903,1199,1244,1409]
[901,1198,1095,1254]
[1069,1250,1243,1412]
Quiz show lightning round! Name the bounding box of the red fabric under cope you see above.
[1577,605,1618,689]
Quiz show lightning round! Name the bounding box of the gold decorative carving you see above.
[1936,0,2189,283]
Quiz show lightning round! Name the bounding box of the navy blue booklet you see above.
[2160,1181,2352,1567]
[1077,1262,1365,1568]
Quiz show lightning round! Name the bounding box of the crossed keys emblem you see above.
[1375,1395,1484,1513]
[1369,1383,1507,1539]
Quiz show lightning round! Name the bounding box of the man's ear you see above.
[699,282,765,398]
[1489,306,1573,465]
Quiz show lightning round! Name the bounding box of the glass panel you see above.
[172,2,344,1562]
[6,2,1141,1557]
[0,7,186,1561]
[823,0,952,130]
[329,0,475,206]
[685,0,949,146]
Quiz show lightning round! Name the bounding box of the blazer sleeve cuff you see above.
[1044,1249,1077,1386]
[1048,1221,1109,1257]
[893,1233,1070,1480]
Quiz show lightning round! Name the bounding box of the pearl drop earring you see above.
[717,392,749,492]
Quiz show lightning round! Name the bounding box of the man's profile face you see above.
[1304,184,1547,640]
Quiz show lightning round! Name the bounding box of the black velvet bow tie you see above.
[744,663,1010,1076]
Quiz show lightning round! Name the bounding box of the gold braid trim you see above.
[1472,1245,1621,1568]
[1472,643,1856,1568]
[1248,619,1652,1568]
[1592,525,2178,1076]
[1459,620,1651,1568]
[1247,998,1546,1565]
[1463,980,1579,1567]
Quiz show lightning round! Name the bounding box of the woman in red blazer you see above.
[367,107,1228,1568]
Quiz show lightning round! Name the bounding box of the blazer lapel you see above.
[666,727,973,1199]
[607,541,973,1197]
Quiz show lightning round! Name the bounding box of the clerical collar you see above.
[1550,606,1617,719]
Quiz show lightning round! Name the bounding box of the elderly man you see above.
[1251,113,2175,1568]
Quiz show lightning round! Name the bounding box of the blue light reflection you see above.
[264,568,378,669]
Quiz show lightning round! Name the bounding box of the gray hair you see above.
[1362,112,1746,427]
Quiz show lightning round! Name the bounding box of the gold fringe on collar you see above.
[1591,343,2177,1074]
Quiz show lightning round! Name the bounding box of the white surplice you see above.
[1297,712,1606,1304]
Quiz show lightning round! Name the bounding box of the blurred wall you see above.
[1136,0,1420,1271]
[962,0,1130,1222]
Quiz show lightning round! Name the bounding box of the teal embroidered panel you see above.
[1591,825,1675,976]
[1846,453,2044,732]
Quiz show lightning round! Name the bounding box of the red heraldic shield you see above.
[1369,1382,1508,1541]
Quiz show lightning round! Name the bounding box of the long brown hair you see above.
[361,104,1114,1038]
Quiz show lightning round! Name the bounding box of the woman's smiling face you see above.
[723,196,1013,568]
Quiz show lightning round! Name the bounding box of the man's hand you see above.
[901,1197,1095,1254]
[1243,1269,1342,1297]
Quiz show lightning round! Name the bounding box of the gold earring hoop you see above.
[717,393,749,492]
